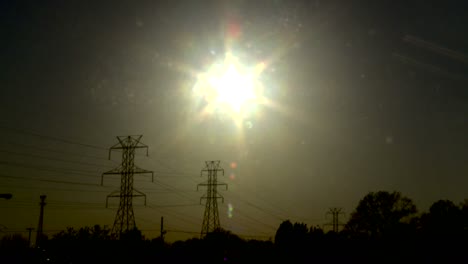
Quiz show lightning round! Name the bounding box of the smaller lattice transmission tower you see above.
[197,160,227,237]
[101,135,153,238]
[325,207,345,233]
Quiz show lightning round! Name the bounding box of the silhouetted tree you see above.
[345,191,417,238]
[274,220,294,248]
[0,234,32,263]
[274,220,312,262]
[120,227,144,242]
[47,225,116,263]
[204,228,244,263]
[416,200,468,262]
[461,199,468,233]
[0,233,28,250]
[420,200,463,236]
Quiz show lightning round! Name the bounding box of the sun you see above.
[193,52,265,121]
[209,62,256,113]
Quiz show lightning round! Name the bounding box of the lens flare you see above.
[230,162,238,169]
[228,203,234,218]
[193,52,266,124]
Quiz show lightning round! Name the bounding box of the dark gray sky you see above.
[1,0,467,241]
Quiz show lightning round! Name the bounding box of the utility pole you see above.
[26,227,34,247]
[325,207,345,233]
[36,195,46,247]
[160,216,166,244]
[197,161,227,238]
[0,194,12,200]
[101,135,154,238]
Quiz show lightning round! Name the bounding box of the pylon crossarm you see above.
[132,145,149,150]
[133,166,154,182]
[133,135,143,145]
[133,188,145,195]
[200,196,208,204]
[217,183,228,190]
[101,168,123,186]
[108,143,120,159]
[133,189,147,205]
[197,182,209,191]
[106,191,120,207]
[110,145,148,151]
[102,167,123,174]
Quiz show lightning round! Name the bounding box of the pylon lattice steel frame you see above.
[325,207,345,233]
[197,160,227,237]
[101,135,153,238]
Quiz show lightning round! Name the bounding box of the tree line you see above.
[2,190,468,263]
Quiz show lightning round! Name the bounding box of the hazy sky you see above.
[1,0,467,241]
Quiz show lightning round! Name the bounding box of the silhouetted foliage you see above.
[461,199,468,232]
[274,220,294,248]
[345,191,417,238]
[274,220,334,262]
[0,233,28,249]
[5,191,468,263]
[0,234,34,263]
[421,199,463,236]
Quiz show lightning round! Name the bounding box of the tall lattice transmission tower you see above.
[101,135,153,238]
[325,207,345,233]
[197,160,227,237]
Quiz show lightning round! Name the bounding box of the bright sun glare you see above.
[193,52,265,121]
[209,63,256,112]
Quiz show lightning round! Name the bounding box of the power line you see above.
[0,141,114,162]
[0,160,102,178]
[148,203,200,209]
[0,125,311,237]
[0,160,193,186]
[227,178,313,224]
[0,173,188,194]
[233,206,278,231]
[145,202,202,230]
[0,173,102,187]
[0,125,107,150]
[0,183,112,193]
[224,191,287,222]
[0,149,114,169]
[153,179,198,202]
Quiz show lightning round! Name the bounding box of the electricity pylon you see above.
[325,207,345,233]
[197,161,227,238]
[101,135,154,238]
